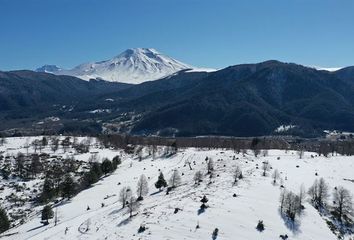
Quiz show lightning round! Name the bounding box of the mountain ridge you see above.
[2,60,354,137]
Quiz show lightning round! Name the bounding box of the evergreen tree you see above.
[41,205,54,225]
[0,207,10,233]
[201,195,209,203]
[30,154,42,178]
[40,177,55,203]
[101,159,113,175]
[112,155,121,170]
[42,136,48,147]
[81,170,98,189]
[61,174,76,199]
[155,172,167,190]
[91,162,103,178]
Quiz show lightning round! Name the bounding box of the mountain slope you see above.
[3,60,354,137]
[36,48,196,84]
[123,61,354,137]
[0,70,131,111]
[1,137,350,239]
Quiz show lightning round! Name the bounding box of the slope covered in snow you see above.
[1,137,354,239]
[36,48,205,84]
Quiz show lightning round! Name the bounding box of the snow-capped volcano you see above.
[36,48,195,84]
[35,64,62,73]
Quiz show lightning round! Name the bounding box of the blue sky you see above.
[1,0,354,70]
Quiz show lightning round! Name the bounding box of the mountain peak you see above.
[36,64,62,73]
[36,48,195,84]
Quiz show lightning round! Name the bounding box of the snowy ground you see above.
[1,137,354,239]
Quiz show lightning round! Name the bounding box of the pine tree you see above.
[201,195,209,203]
[40,177,55,203]
[91,162,103,178]
[0,207,10,233]
[81,170,98,189]
[112,155,121,170]
[41,205,54,225]
[155,172,167,191]
[61,174,76,199]
[101,159,113,175]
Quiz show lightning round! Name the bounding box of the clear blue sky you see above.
[1,0,354,70]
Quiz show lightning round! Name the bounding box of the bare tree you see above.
[261,149,269,157]
[32,139,39,153]
[233,165,242,185]
[281,190,302,221]
[280,189,286,212]
[194,170,203,184]
[169,169,182,188]
[15,152,25,176]
[51,137,59,153]
[24,138,30,156]
[271,169,280,184]
[119,186,132,208]
[333,186,353,222]
[136,175,149,200]
[308,178,329,208]
[151,144,157,160]
[185,159,193,170]
[297,149,304,159]
[252,148,261,157]
[127,195,139,218]
[61,137,71,153]
[298,184,306,208]
[207,158,214,174]
[135,146,143,161]
[261,161,271,177]
[317,178,329,208]
[0,136,6,146]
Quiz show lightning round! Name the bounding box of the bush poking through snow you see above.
[256,220,264,232]
[212,228,219,239]
[138,224,146,233]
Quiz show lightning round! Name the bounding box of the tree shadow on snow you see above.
[27,224,46,232]
[117,217,131,227]
[109,207,124,216]
[197,208,205,215]
[279,210,302,235]
[150,190,163,196]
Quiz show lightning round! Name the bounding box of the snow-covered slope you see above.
[36,48,201,84]
[1,137,354,240]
